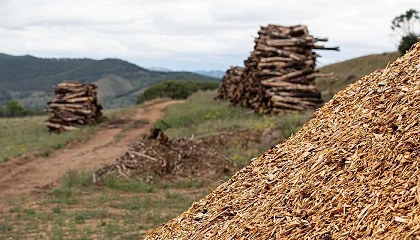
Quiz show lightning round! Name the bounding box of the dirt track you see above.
[0,100,182,202]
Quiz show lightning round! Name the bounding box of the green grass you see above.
[137,80,218,104]
[0,173,210,239]
[105,176,155,193]
[0,116,100,162]
[157,91,283,138]
[0,106,138,163]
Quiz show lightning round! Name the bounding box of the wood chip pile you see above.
[217,24,339,114]
[146,43,420,239]
[45,82,102,131]
[93,128,236,183]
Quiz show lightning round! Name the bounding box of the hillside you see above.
[317,52,400,100]
[0,53,217,108]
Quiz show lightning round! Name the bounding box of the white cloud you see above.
[0,0,418,70]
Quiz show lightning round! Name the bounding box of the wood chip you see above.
[146,42,420,239]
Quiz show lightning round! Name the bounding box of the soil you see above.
[0,99,184,203]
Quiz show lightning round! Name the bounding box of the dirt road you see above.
[0,100,182,202]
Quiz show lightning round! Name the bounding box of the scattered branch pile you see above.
[146,43,420,239]
[93,128,236,183]
[217,24,339,114]
[45,82,102,131]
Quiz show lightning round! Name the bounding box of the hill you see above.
[194,70,225,78]
[317,52,400,100]
[0,53,217,108]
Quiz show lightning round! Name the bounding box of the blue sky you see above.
[0,0,418,71]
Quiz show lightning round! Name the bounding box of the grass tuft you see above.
[105,176,154,193]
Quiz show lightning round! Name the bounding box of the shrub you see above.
[137,80,218,104]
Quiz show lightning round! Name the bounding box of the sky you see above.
[0,0,419,71]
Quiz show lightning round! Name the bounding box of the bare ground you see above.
[0,100,183,203]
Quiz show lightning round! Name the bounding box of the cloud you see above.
[0,0,418,70]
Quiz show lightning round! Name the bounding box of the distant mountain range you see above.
[0,53,218,109]
[194,70,225,79]
[147,67,225,79]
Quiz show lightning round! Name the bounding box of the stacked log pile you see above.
[146,41,420,240]
[216,67,244,103]
[217,24,339,114]
[45,82,102,131]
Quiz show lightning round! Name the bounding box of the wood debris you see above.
[217,24,339,114]
[45,82,102,132]
[146,43,420,239]
[93,128,236,183]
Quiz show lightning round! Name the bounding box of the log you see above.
[261,81,318,92]
[259,57,295,63]
[313,45,340,51]
[261,68,313,83]
[45,122,79,131]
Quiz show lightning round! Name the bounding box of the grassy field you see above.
[0,116,99,163]
[0,172,215,239]
[0,106,136,163]
[156,91,312,139]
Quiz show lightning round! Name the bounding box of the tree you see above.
[391,9,420,54]
[4,100,24,117]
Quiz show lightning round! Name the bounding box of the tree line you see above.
[392,8,420,54]
[0,100,45,117]
[137,80,219,104]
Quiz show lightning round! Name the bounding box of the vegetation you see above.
[0,116,99,163]
[0,173,212,239]
[391,8,420,54]
[397,33,419,54]
[156,91,310,138]
[0,100,46,117]
[137,80,218,104]
[0,53,217,109]
[0,100,24,117]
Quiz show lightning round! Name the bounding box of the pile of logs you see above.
[216,67,244,103]
[217,24,339,114]
[45,82,102,131]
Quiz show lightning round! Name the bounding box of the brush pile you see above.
[45,82,102,131]
[146,44,420,239]
[217,24,338,114]
[93,128,236,183]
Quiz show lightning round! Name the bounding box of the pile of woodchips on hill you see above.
[146,43,420,239]
[217,24,339,114]
[45,82,102,132]
[93,128,236,183]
